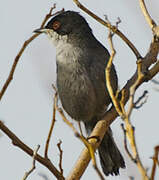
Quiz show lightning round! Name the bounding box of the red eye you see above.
[53,21,61,30]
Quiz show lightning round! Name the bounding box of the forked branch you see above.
[0,121,64,180]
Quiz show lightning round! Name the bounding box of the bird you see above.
[34,10,125,176]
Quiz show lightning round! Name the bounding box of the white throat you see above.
[45,30,81,65]
[46,29,68,47]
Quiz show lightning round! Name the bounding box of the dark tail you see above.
[98,128,125,175]
[84,121,125,176]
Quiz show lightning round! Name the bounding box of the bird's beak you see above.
[33,28,48,34]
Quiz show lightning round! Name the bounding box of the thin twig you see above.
[67,2,159,178]
[0,121,64,180]
[151,145,159,180]
[121,124,137,163]
[105,14,149,180]
[57,140,64,175]
[1,2,159,180]
[55,101,104,179]
[0,5,64,101]
[105,23,144,172]
[127,59,144,117]
[44,89,58,158]
[57,107,104,179]
[40,4,56,28]
[139,0,157,30]
[105,23,123,118]
[119,61,148,178]
[0,33,38,101]
[93,165,105,180]
[134,90,148,109]
[139,0,159,43]
[73,0,141,59]
[123,59,149,180]
[56,107,80,137]
[66,43,159,180]
[22,145,40,180]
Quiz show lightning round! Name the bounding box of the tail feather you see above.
[84,121,125,176]
[98,129,125,176]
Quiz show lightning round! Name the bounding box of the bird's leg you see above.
[77,123,104,179]
[87,136,100,142]
[77,122,97,167]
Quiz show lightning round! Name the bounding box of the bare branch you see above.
[67,31,159,180]
[22,145,40,180]
[0,5,64,101]
[139,0,159,38]
[73,0,141,59]
[0,121,64,180]
[121,124,137,163]
[151,145,159,180]
[105,21,123,118]
[66,118,110,180]
[134,90,148,109]
[57,140,64,175]
[45,89,58,158]
[139,0,157,30]
[105,21,149,178]
[66,3,159,176]
[121,59,149,179]
[1,2,159,180]
[93,165,105,180]
[0,33,38,101]
[127,59,144,117]
[55,101,104,179]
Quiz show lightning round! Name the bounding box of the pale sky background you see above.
[1,0,159,180]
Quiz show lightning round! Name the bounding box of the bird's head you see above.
[34,11,92,46]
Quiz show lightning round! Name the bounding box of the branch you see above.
[151,145,159,180]
[119,60,149,179]
[0,33,38,101]
[127,59,144,117]
[105,19,123,118]
[139,0,159,38]
[134,90,148,109]
[139,0,156,30]
[121,124,137,163]
[0,121,65,180]
[44,88,57,158]
[66,30,159,180]
[0,5,64,101]
[22,145,40,180]
[55,96,104,179]
[1,2,159,179]
[73,0,141,59]
[106,20,148,179]
[57,140,64,175]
